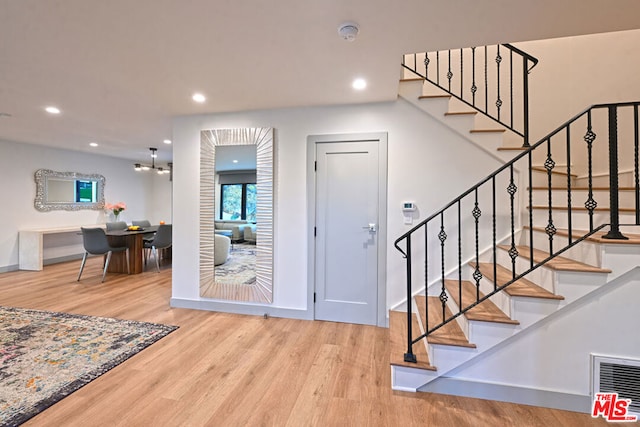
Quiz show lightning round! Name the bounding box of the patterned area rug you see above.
[214,243,256,285]
[0,306,177,426]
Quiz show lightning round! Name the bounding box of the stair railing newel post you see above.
[603,105,629,240]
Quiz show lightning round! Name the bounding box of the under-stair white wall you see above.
[421,265,640,412]
[171,98,504,313]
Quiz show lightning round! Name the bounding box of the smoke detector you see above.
[338,22,359,42]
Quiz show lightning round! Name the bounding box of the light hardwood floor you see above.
[0,258,609,426]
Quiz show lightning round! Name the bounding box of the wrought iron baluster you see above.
[509,49,514,128]
[545,138,556,255]
[635,104,640,225]
[566,126,573,245]
[439,213,448,323]
[404,235,416,363]
[522,55,531,147]
[447,50,453,92]
[492,176,497,291]
[584,111,596,232]
[424,226,429,332]
[507,165,518,279]
[460,49,464,101]
[424,52,430,80]
[436,51,440,86]
[496,45,502,120]
[603,106,628,240]
[458,200,462,312]
[528,150,534,270]
[471,47,477,106]
[472,189,482,300]
[484,46,488,114]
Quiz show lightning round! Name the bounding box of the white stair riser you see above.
[529,209,635,229]
[468,321,519,349]
[428,343,477,376]
[510,297,564,329]
[551,271,609,302]
[520,228,604,267]
[442,290,471,337]
[391,365,437,392]
[530,189,636,209]
[530,171,576,187]
[477,275,513,317]
[468,131,505,153]
[601,244,640,281]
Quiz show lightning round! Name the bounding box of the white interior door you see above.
[314,140,379,325]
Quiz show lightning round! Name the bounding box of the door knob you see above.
[362,223,377,232]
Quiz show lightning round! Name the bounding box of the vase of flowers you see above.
[105,202,126,221]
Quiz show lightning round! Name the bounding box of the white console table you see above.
[19,225,104,271]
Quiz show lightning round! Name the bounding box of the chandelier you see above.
[134,147,172,177]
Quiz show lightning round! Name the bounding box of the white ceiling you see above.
[2,0,640,165]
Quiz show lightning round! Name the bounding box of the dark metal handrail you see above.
[395,102,640,364]
[402,44,539,147]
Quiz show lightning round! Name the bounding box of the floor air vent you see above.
[593,355,640,415]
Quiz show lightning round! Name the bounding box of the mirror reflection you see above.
[34,169,105,211]
[214,145,257,287]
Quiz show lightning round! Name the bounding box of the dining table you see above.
[105,225,159,274]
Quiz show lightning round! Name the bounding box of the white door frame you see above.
[306,132,388,327]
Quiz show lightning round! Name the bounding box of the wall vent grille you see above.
[593,355,640,415]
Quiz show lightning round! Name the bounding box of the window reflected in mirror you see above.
[34,169,105,211]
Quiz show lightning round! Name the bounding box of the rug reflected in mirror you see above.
[204,243,268,302]
[0,306,177,426]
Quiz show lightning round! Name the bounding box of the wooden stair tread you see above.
[400,78,424,83]
[415,295,476,348]
[471,262,564,300]
[444,280,519,325]
[418,94,451,99]
[470,129,506,133]
[444,111,477,116]
[497,146,529,151]
[528,205,636,212]
[497,245,611,273]
[527,226,640,245]
[531,166,578,177]
[389,311,436,370]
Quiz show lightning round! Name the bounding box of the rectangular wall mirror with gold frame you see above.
[199,127,274,303]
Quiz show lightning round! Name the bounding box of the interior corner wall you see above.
[0,139,169,270]
[515,29,640,151]
[170,99,504,312]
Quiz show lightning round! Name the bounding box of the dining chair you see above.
[106,221,128,231]
[77,227,129,282]
[143,224,172,272]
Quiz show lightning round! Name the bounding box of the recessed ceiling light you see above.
[89,142,98,147]
[232,159,239,163]
[352,78,367,90]
[45,106,61,114]
[163,139,172,144]
[192,93,206,103]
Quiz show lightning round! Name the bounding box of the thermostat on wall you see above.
[402,202,416,212]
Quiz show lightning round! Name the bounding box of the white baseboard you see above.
[420,377,590,413]
[170,297,313,320]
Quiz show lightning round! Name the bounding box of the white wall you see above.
[0,139,172,270]
[171,98,503,313]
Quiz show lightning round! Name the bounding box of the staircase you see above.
[390,57,640,407]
